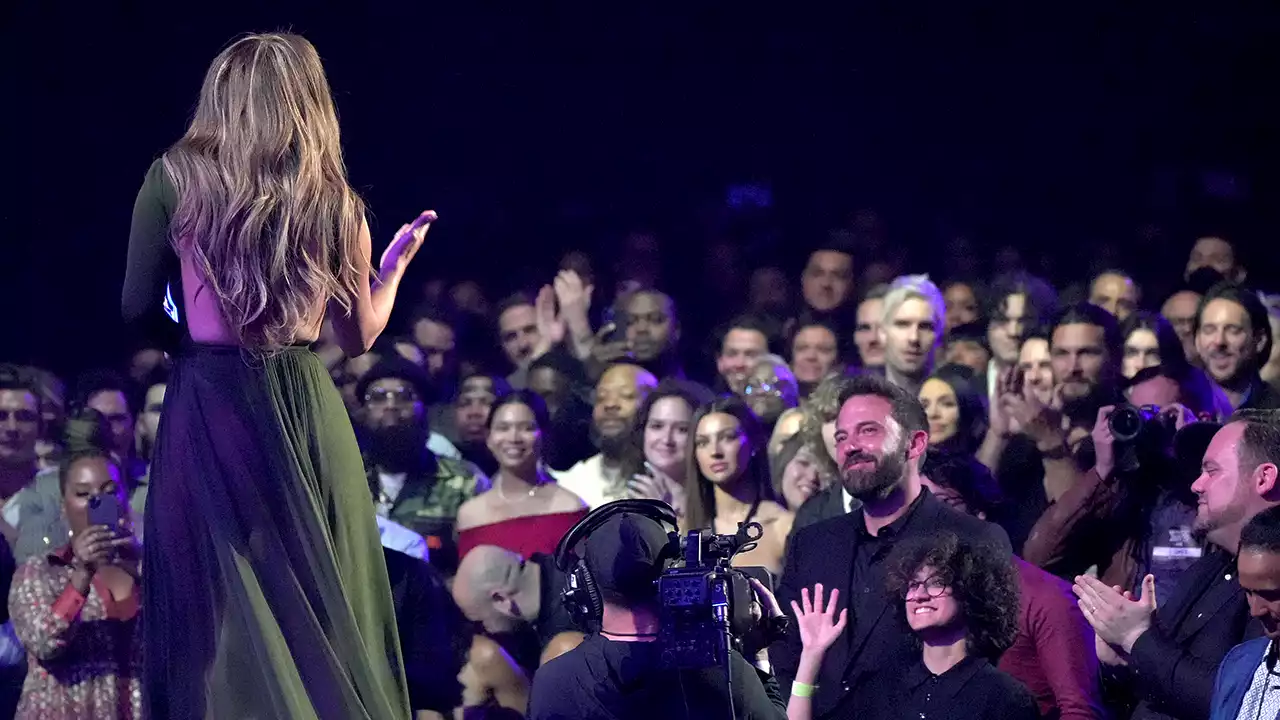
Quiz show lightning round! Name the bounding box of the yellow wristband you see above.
[792,681,818,698]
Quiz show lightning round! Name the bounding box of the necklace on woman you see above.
[496,474,541,503]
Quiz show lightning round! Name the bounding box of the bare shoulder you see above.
[456,493,492,531]
[755,501,793,525]
[548,485,588,513]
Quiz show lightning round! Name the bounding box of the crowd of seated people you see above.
[6,225,1280,719]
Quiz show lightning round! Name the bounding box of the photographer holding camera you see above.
[1023,363,1226,601]
[529,500,788,720]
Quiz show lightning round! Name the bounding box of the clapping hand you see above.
[627,462,686,518]
[791,584,848,656]
[1074,574,1156,654]
[379,210,436,279]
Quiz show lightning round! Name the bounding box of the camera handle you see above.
[710,571,737,720]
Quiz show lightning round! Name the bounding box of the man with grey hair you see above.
[879,274,946,395]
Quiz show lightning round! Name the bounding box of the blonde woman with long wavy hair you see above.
[121,33,428,719]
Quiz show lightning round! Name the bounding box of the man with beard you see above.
[359,356,489,576]
[773,373,1010,719]
[1195,282,1280,411]
[1073,409,1280,720]
[553,363,657,509]
[988,303,1124,553]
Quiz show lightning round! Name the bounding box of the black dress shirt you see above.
[863,655,1041,720]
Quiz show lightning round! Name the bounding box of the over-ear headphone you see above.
[554,499,679,632]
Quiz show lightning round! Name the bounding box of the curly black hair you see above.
[884,531,1020,659]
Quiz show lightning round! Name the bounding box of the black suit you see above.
[791,486,849,537]
[773,488,1012,719]
[1114,547,1257,720]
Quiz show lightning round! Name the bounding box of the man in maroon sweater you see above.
[922,450,1107,720]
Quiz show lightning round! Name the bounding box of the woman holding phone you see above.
[9,409,142,719]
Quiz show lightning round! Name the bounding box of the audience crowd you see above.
[5,220,1280,719]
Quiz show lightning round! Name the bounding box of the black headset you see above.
[554,499,679,632]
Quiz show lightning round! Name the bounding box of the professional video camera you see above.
[1108,403,1179,473]
[656,521,779,670]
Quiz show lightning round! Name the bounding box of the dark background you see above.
[4,3,1279,377]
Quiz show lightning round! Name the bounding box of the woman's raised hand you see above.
[379,210,437,279]
[791,584,847,655]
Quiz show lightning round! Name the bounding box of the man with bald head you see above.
[452,545,583,664]
[553,363,658,508]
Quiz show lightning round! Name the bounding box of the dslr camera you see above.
[1107,403,1178,473]
[657,522,776,670]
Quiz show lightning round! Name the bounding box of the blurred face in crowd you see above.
[1163,291,1203,363]
[694,412,751,487]
[335,352,381,414]
[62,455,127,535]
[87,390,133,461]
[1090,273,1138,321]
[855,298,885,368]
[1123,328,1161,379]
[834,394,911,502]
[363,377,425,430]
[1238,547,1280,640]
[528,365,570,418]
[1018,338,1055,405]
[1191,422,1261,550]
[0,389,40,469]
[487,401,541,474]
[456,377,499,443]
[802,250,854,312]
[1197,298,1265,386]
[749,267,790,313]
[644,396,693,480]
[904,565,961,635]
[593,365,657,448]
[412,317,456,378]
[451,280,489,316]
[944,339,991,375]
[129,348,167,385]
[743,360,799,426]
[918,379,960,446]
[1051,322,1110,403]
[780,446,824,510]
[624,291,678,363]
[882,297,939,379]
[718,328,768,395]
[1186,236,1243,282]
[497,303,540,370]
[944,283,980,332]
[989,293,1029,366]
[1126,373,1182,410]
[791,326,840,385]
[136,383,166,451]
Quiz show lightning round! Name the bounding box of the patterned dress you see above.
[7,548,143,719]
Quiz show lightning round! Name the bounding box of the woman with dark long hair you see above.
[1118,311,1186,379]
[617,379,714,519]
[917,363,989,456]
[681,397,792,577]
[122,33,428,718]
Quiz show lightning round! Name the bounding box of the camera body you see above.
[657,524,763,670]
[1107,403,1178,473]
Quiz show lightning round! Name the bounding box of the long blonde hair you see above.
[163,33,366,351]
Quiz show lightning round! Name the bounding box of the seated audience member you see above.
[16,367,64,473]
[453,372,514,476]
[714,314,776,397]
[1073,409,1280,719]
[1163,288,1204,365]
[851,532,1039,719]
[743,354,801,432]
[943,321,993,376]
[1195,282,1280,410]
[879,274,946,396]
[621,288,688,381]
[1,373,43,545]
[1210,505,1280,720]
[359,356,488,576]
[771,432,831,512]
[773,374,1011,718]
[853,285,889,372]
[456,391,587,561]
[1119,311,1185,380]
[383,546,469,718]
[1089,269,1140,322]
[789,319,845,399]
[789,375,861,533]
[554,363,659,509]
[682,397,793,577]
[617,379,714,520]
[132,372,166,465]
[10,410,141,719]
[1023,364,1222,599]
[922,450,1105,720]
[918,363,989,455]
[768,407,805,458]
[1261,292,1280,391]
[943,280,984,333]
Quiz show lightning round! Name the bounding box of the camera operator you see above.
[1023,363,1224,601]
[529,500,787,720]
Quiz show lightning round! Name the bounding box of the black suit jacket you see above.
[791,486,849,537]
[1121,547,1257,720]
[773,488,1012,719]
